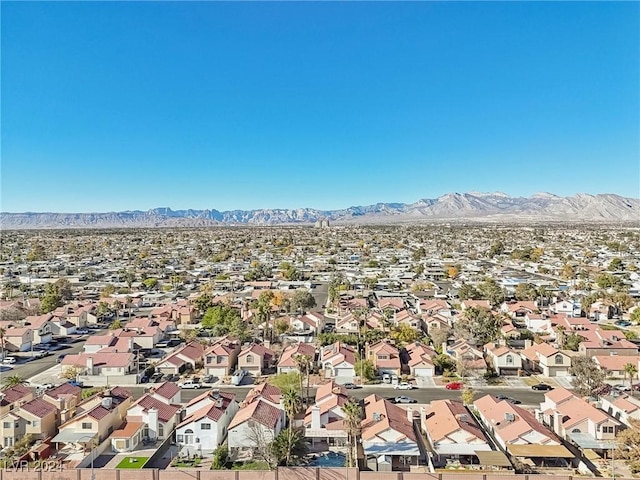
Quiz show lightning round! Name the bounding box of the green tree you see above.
[631,309,640,324]
[290,289,316,313]
[433,354,456,373]
[280,388,303,466]
[461,387,475,405]
[342,399,363,468]
[270,427,308,467]
[488,240,505,258]
[268,372,301,393]
[454,307,502,345]
[101,284,116,297]
[478,279,504,307]
[570,356,607,397]
[294,354,313,406]
[279,262,300,281]
[457,283,480,301]
[109,318,123,330]
[142,278,159,290]
[211,445,228,470]
[564,333,584,351]
[354,359,376,381]
[625,363,638,388]
[201,305,243,336]
[608,257,624,271]
[616,419,640,473]
[390,324,420,345]
[515,283,538,301]
[41,283,63,313]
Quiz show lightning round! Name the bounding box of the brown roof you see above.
[133,394,181,423]
[111,421,145,439]
[361,394,416,443]
[178,392,236,427]
[152,382,180,401]
[45,382,82,400]
[229,398,281,430]
[20,398,58,419]
[0,385,32,405]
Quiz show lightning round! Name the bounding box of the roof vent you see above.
[505,413,515,422]
[373,412,382,422]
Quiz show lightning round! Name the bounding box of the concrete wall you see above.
[0,471,634,480]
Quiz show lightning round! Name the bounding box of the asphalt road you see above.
[129,384,546,406]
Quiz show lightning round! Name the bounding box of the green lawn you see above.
[116,457,149,469]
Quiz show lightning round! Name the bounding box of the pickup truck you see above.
[179,380,203,389]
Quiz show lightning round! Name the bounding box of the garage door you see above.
[414,367,434,377]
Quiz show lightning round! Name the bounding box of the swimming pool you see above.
[308,452,346,467]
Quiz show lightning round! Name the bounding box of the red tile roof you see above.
[153,382,180,401]
[20,398,58,419]
[133,394,181,423]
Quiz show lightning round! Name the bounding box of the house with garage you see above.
[125,392,182,443]
[599,393,640,427]
[176,390,238,454]
[277,342,316,374]
[155,341,205,375]
[204,337,241,379]
[521,342,573,377]
[578,328,638,358]
[237,343,275,375]
[42,382,83,423]
[304,381,349,447]
[0,398,59,446]
[485,342,522,376]
[0,385,33,416]
[335,312,359,334]
[593,355,640,379]
[404,341,436,377]
[420,399,492,468]
[3,327,33,352]
[320,342,357,383]
[366,340,401,376]
[22,314,54,346]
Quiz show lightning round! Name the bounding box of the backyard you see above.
[115,457,149,469]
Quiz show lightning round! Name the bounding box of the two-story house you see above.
[204,337,241,379]
[521,342,573,377]
[277,342,316,374]
[366,340,401,376]
[237,343,275,375]
[0,398,58,447]
[485,342,522,376]
[304,381,349,447]
[320,342,357,383]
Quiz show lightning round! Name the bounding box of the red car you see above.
[445,381,464,390]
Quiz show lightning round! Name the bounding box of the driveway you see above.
[415,376,436,388]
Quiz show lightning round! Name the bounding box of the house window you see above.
[159,424,164,437]
[506,355,513,365]
[2,423,10,429]
[201,423,211,430]
[603,426,614,434]
[206,356,213,364]
[82,422,92,430]
[555,354,563,365]
[32,420,39,428]
[217,356,223,364]
[4,437,13,447]
[177,434,184,443]
[246,355,253,364]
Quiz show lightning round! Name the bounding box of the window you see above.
[201,423,211,430]
[159,424,164,437]
[177,435,184,443]
[4,437,13,447]
[32,420,39,428]
[246,355,253,364]
[82,422,92,430]
[555,354,564,365]
[603,426,614,434]
[217,356,223,364]
[3,422,10,429]
[206,356,213,364]
[506,355,513,365]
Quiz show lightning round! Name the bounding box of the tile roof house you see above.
[304,381,349,446]
[520,342,573,377]
[0,398,59,445]
[445,339,487,377]
[155,341,205,375]
[42,383,83,423]
[404,341,436,377]
[419,399,492,467]
[335,312,359,334]
[0,385,33,416]
[320,342,357,383]
[237,343,275,375]
[593,355,640,379]
[366,340,401,376]
[3,327,33,352]
[538,387,621,451]
[60,352,138,385]
[204,337,241,378]
[22,313,54,346]
[485,342,523,376]
[126,392,182,442]
[176,390,238,453]
[361,394,421,472]
[277,342,316,374]
[578,328,639,358]
[149,381,182,405]
[599,393,640,427]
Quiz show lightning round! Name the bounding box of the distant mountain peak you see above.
[1,192,638,229]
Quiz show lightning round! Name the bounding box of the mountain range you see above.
[1,192,638,229]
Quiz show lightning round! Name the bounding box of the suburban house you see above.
[52,304,89,328]
[460,300,491,311]
[501,301,538,319]
[42,382,83,423]
[3,327,33,352]
[593,355,640,379]
[473,395,573,468]
[277,342,316,374]
[176,390,238,454]
[320,342,357,383]
[227,384,285,461]
[304,381,349,447]
[550,300,579,317]
[22,314,54,345]
[578,328,639,358]
[204,337,241,379]
[599,393,640,427]
[110,422,146,453]
[149,381,182,405]
[538,387,620,454]
[335,312,359,333]
[420,399,492,468]
[404,341,436,377]
[521,342,573,377]
[52,387,133,448]
[155,341,205,375]
[61,352,138,386]
[366,340,402,376]
[523,313,553,334]
[237,343,275,375]
[484,342,523,376]
[0,398,58,446]
[361,394,422,471]
[445,339,487,377]
[0,385,33,416]
[125,392,182,443]
[83,335,121,354]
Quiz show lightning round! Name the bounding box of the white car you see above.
[76,329,89,335]
[179,380,203,389]
[1,357,17,364]
[614,384,631,392]
[394,382,416,390]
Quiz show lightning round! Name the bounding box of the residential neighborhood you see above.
[0,225,639,477]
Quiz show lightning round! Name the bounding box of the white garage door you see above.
[414,367,434,377]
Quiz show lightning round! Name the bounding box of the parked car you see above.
[140,376,149,383]
[382,373,391,384]
[343,382,360,389]
[56,354,67,363]
[615,320,631,328]
[445,381,463,390]
[394,396,417,404]
[179,379,203,389]
[67,380,83,387]
[532,383,553,391]
[76,329,89,335]
[230,369,247,386]
[2,357,17,364]
[614,384,631,392]
[35,383,56,391]
[394,382,416,390]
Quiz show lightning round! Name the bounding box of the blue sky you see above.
[2,1,639,212]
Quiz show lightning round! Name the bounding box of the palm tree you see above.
[281,388,301,466]
[293,354,313,407]
[113,300,122,321]
[342,399,363,468]
[0,327,5,361]
[624,363,638,390]
[3,374,27,390]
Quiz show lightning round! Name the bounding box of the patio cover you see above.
[507,444,574,458]
[475,450,512,467]
[568,432,616,450]
[52,430,97,444]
